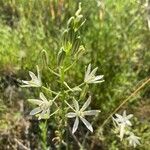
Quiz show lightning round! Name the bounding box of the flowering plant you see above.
[21,3,141,149]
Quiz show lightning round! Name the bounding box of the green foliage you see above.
[0,0,149,149]
[39,121,48,150]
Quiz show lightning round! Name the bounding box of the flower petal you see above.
[119,124,125,141]
[28,99,43,105]
[94,75,104,80]
[72,117,79,134]
[90,67,98,76]
[73,98,79,111]
[123,110,126,117]
[81,96,91,111]
[126,120,132,126]
[83,110,100,116]
[30,107,41,115]
[38,109,48,120]
[85,64,91,79]
[66,112,76,118]
[40,92,48,103]
[115,114,123,120]
[22,80,30,85]
[80,117,93,132]
[92,80,105,84]
[72,86,82,91]
[29,71,37,81]
[127,114,133,119]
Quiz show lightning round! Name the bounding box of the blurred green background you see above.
[0,0,149,149]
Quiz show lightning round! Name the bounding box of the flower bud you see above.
[57,47,66,66]
[67,16,74,29]
[74,45,85,60]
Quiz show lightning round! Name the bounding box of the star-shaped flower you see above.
[127,132,140,148]
[84,64,104,84]
[28,92,59,120]
[22,65,42,87]
[66,96,100,134]
[113,110,133,140]
[114,110,133,126]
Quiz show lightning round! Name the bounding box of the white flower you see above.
[127,133,140,148]
[66,96,100,134]
[114,110,133,126]
[113,110,133,140]
[28,92,59,120]
[96,0,101,7]
[84,64,104,84]
[22,65,42,87]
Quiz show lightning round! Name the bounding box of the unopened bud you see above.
[75,2,82,17]
[74,45,85,59]
[67,17,74,28]
[57,47,66,66]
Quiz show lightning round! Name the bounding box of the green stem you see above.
[48,67,60,77]
[41,86,58,95]
[58,66,66,149]
[78,82,85,88]
[64,82,85,93]
[64,60,76,72]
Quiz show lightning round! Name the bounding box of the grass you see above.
[0,0,149,149]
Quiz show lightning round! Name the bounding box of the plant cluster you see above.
[21,3,141,149]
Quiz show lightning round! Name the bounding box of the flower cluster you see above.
[22,64,103,133]
[113,110,140,148]
[20,3,141,149]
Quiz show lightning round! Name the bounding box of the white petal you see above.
[81,96,91,111]
[119,124,125,141]
[72,86,82,91]
[38,109,47,120]
[22,80,30,85]
[115,114,123,120]
[46,108,50,116]
[29,71,37,81]
[40,92,48,103]
[91,80,105,84]
[135,139,140,145]
[22,80,36,87]
[123,110,126,117]
[21,80,39,87]
[94,75,104,80]
[72,117,79,134]
[28,99,43,105]
[73,98,79,111]
[30,107,41,115]
[127,114,133,119]
[83,110,100,116]
[133,142,136,148]
[66,112,76,118]
[85,64,91,78]
[90,67,98,76]
[126,120,132,126]
[112,117,120,126]
[80,117,93,132]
